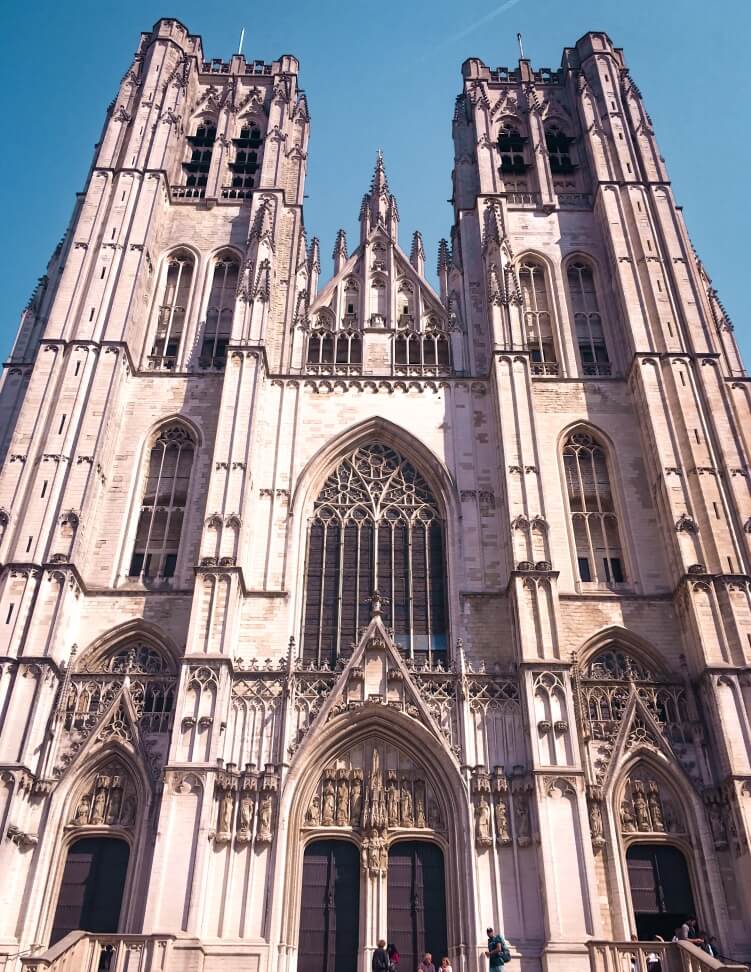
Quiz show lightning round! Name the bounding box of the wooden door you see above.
[388,842,447,968]
[298,840,360,972]
[50,838,130,944]
[627,844,695,939]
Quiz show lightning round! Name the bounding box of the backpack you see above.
[489,934,512,965]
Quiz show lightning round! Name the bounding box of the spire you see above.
[333,229,348,274]
[308,236,321,297]
[437,239,451,303]
[360,151,399,244]
[410,231,425,276]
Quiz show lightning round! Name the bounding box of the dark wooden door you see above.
[299,840,360,972]
[50,838,130,944]
[388,842,447,968]
[627,844,695,939]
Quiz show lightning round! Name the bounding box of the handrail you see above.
[676,941,747,972]
[587,941,748,972]
[16,934,176,972]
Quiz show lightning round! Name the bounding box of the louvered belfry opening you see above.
[302,444,447,666]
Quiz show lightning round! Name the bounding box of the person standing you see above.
[440,958,453,972]
[419,953,436,972]
[387,944,400,971]
[373,940,390,972]
[485,927,510,969]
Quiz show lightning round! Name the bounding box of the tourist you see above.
[373,939,390,972]
[440,958,453,972]
[485,927,510,968]
[646,935,663,972]
[387,944,400,970]
[419,953,436,972]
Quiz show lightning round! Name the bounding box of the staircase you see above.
[587,940,747,972]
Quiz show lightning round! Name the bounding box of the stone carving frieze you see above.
[471,767,533,849]
[213,765,279,846]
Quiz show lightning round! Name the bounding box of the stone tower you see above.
[0,20,749,972]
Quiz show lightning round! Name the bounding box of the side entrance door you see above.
[388,841,447,968]
[50,837,130,945]
[298,840,360,972]
[627,843,696,939]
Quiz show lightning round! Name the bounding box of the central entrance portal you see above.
[299,840,360,972]
[388,841,447,967]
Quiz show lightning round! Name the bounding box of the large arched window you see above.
[566,262,612,376]
[302,444,447,665]
[148,250,194,370]
[223,122,262,199]
[563,430,625,585]
[182,119,216,198]
[200,255,238,368]
[498,125,527,175]
[128,424,195,580]
[545,126,575,175]
[519,259,557,375]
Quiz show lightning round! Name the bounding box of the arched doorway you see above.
[50,837,130,944]
[299,840,360,971]
[388,841,447,967]
[627,844,696,939]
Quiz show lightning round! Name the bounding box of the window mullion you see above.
[142,442,168,577]
[336,518,346,658]
[317,521,327,666]
[407,522,414,659]
[425,521,433,662]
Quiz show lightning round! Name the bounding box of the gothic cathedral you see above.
[0,18,749,972]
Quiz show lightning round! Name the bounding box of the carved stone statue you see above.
[335,773,349,827]
[362,829,387,876]
[494,796,511,845]
[475,795,492,847]
[350,772,363,826]
[647,781,664,832]
[218,789,234,835]
[74,794,91,825]
[121,796,136,826]
[620,800,636,832]
[633,781,650,831]
[107,785,122,824]
[365,749,386,831]
[400,779,414,827]
[415,780,426,828]
[514,795,530,846]
[92,786,107,825]
[321,778,336,826]
[428,798,444,830]
[305,794,321,826]
[239,796,253,833]
[588,800,605,847]
[387,776,400,828]
[257,792,273,842]
[707,803,728,847]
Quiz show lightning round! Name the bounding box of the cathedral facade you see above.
[0,18,750,972]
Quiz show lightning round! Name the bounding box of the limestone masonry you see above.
[0,17,749,972]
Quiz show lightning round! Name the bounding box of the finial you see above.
[517,32,525,59]
[437,238,451,272]
[366,590,389,617]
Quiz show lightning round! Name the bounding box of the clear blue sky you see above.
[2,0,749,363]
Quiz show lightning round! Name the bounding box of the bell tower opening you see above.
[626,844,696,940]
[387,841,447,968]
[50,837,130,945]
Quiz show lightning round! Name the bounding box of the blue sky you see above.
[2,0,749,363]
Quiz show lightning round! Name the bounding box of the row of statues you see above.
[72,770,137,828]
[215,771,279,844]
[620,778,677,834]
[305,749,444,832]
[473,790,530,848]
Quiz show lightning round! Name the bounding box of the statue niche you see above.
[619,767,685,836]
[70,758,138,829]
[304,741,444,836]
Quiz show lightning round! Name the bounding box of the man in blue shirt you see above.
[485,927,508,968]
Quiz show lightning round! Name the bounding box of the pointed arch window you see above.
[148,250,194,370]
[182,119,216,198]
[519,259,557,375]
[64,640,176,734]
[394,324,450,375]
[302,444,447,666]
[224,123,262,200]
[567,262,612,376]
[128,425,195,580]
[546,126,575,175]
[306,316,362,374]
[498,125,527,175]
[579,644,690,746]
[200,255,238,368]
[563,430,625,585]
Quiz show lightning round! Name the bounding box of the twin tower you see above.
[0,18,749,972]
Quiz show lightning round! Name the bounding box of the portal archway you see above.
[299,840,360,972]
[50,837,130,944]
[388,841,447,968]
